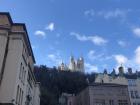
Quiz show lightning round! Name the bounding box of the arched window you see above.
[101,79,104,83]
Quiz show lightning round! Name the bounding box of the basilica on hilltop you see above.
[58,56,85,72]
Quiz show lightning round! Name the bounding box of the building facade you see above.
[0,12,40,105]
[68,83,131,105]
[127,78,140,105]
[95,66,140,105]
[59,93,76,105]
[58,56,85,72]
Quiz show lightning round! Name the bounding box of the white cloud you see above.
[84,9,131,21]
[88,50,95,60]
[70,32,107,46]
[135,46,140,64]
[84,9,95,16]
[113,54,128,73]
[85,63,98,73]
[133,27,140,37]
[48,53,62,66]
[113,54,139,73]
[99,9,127,19]
[34,30,46,38]
[124,46,140,71]
[87,48,140,73]
[90,36,107,45]
[118,40,127,47]
[48,54,56,61]
[87,50,105,61]
[70,32,87,41]
[45,22,55,31]
[113,46,140,72]
[114,54,128,65]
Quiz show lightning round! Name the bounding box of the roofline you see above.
[13,23,36,63]
[89,83,128,87]
[0,12,13,24]
[0,12,35,63]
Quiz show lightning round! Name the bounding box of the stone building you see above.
[0,12,40,105]
[59,93,76,105]
[68,83,131,105]
[95,66,140,105]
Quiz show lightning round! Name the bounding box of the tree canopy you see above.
[34,65,96,105]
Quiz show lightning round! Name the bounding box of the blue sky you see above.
[1,0,140,73]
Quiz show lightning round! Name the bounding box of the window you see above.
[21,66,24,82]
[19,62,27,85]
[27,72,33,88]
[130,91,135,98]
[16,85,19,104]
[16,86,23,105]
[118,100,128,105]
[95,99,105,105]
[20,91,23,105]
[128,79,136,86]
[133,80,136,86]
[135,91,139,99]
[23,70,26,83]
[19,88,22,105]
[109,77,112,82]
[19,63,22,79]
[130,90,139,99]
[22,45,28,63]
[109,100,114,105]
[133,103,136,105]
[101,79,104,83]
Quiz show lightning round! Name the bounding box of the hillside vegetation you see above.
[34,65,96,105]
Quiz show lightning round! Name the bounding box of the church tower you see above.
[77,58,81,71]
[77,57,84,72]
[58,55,85,72]
[60,62,65,71]
[69,55,76,71]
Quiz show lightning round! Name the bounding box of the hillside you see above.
[34,65,96,105]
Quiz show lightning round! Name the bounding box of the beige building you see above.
[0,12,40,105]
[59,93,76,105]
[68,83,131,105]
[95,67,140,105]
[127,77,140,105]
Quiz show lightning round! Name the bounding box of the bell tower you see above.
[69,55,76,71]
[78,56,84,72]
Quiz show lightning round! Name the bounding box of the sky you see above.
[1,0,140,73]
